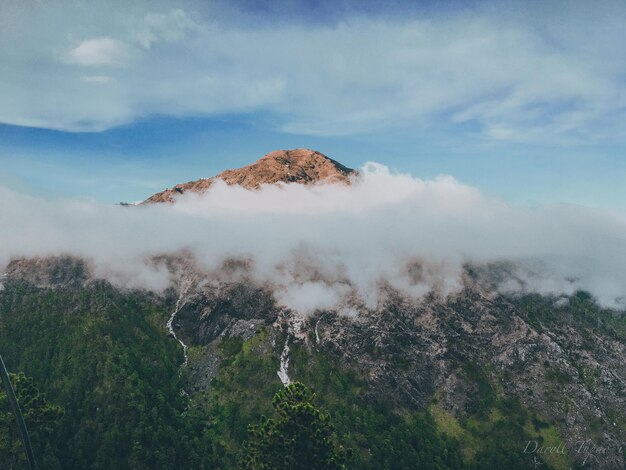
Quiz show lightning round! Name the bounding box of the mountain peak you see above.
[143,148,355,204]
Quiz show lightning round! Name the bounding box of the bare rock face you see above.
[143,148,356,204]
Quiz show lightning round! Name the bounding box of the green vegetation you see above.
[448,362,571,470]
[515,290,626,341]
[0,280,214,468]
[0,372,64,469]
[0,280,589,468]
[190,329,466,469]
[241,382,349,469]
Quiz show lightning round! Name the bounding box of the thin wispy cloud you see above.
[1,0,625,142]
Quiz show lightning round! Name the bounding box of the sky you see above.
[1,0,626,206]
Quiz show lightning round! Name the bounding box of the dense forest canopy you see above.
[1,278,623,468]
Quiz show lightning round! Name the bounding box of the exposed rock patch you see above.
[143,148,356,203]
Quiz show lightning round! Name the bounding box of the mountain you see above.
[171,263,626,470]
[3,261,625,469]
[143,148,355,203]
[1,151,625,469]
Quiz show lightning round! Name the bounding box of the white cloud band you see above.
[1,164,625,312]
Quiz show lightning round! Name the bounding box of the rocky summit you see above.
[143,148,356,203]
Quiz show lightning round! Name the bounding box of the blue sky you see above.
[1,0,625,206]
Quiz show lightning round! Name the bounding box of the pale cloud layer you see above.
[1,0,625,141]
[65,37,130,66]
[1,164,625,313]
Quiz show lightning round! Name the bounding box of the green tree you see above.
[241,382,349,469]
[0,372,64,469]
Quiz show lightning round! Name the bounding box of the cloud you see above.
[65,37,130,66]
[1,164,625,313]
[134,9,198,49]
[82,75,112,84]
[1,0,625,141]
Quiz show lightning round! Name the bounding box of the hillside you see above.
[1,255,625,469]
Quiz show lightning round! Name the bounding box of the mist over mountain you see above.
[1,149,626,310]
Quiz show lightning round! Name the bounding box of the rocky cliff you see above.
[169,264,626,469]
